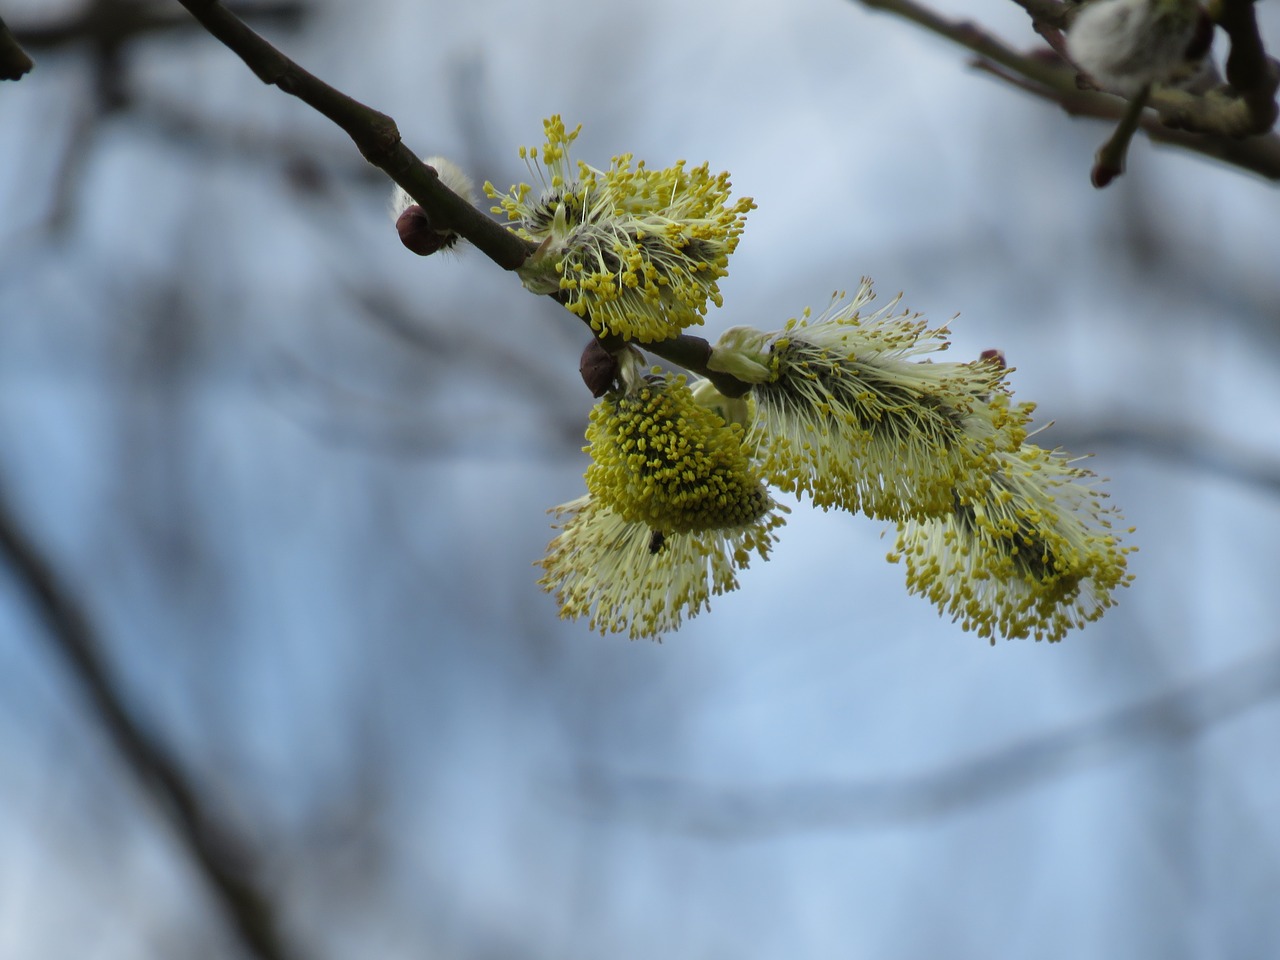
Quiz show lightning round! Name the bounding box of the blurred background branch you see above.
[6,0,305,108]
[0,14,34,79]
[855,0,1280,181]
[1054,420,1280,497]
[0,480,301,960]
[572,647,1280,837]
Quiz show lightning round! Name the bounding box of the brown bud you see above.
[979,348,1007,369]
[579,340,619,397]
[1091,160,1121,189]
[396,205,454,256]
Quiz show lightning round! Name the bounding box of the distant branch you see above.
[0,14,34,79]
[573,648,1280,837]
[1212,0,1279,133]
[1006,0,1072,30]
[1054,420,1280,497]
[8,0,303,50]
[972,58,1280,180]
[855,0,1280,181]
[0,482,300,960]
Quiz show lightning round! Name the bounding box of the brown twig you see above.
[171,0,533,271]
[0,14,34,79]
[169,0,755,396]
[1006,0,1073,30]
[859,0,1070,90]
[0,482,300,960]
[972,58,1280,180]
[9,0,304,50]
[856,0,1280,179]
[1092,83,1151,187]
[1211,0,1280,134]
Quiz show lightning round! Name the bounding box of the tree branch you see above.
[1211,0,1280,134]
[0,482,300,960]
[572,647,1280,837]
[0,14,34,79]
[170,0,533,271]
[169,0,755,396]
[1006,0,1072,30]
[973,58,1280,180]
[7,1,303,50]
[855,0,1280,179]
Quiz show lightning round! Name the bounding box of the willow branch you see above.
[0,14,34,79]
[973,59,1280,179]
[856,0,1280,180]
[169,0,531,270]
[0,484,299,960]
[1006,0,1072,30]
[170,0,754,395]
[859,0,1070,89]
[1211,0,1280,133]
[1092,83,1150,187]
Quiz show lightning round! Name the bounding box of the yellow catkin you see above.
[584,376,771,533]
[888,442,1136,642]
[727,282,1032,521]
[536,495,785,641]
[484,116,754,342]
[537,373,787,641]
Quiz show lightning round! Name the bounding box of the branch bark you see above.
[856,0,1280,180]
[0,14,34,79]
[171,0,533,271]
[169,0,755,395]
[1211,0,1280,133]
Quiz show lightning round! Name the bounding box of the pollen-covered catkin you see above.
[485,116,753,342]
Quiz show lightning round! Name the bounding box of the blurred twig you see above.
[1056,421,1280,497]
[971,58,1280,180]
[855,0,1280,181]
[9,0,305,109]
[1213,0,1280,134]
[0,483,301,960]
[0,14,34,79]
[11,0,304,50]
[572,647,1280,837]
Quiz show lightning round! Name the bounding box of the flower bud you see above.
[889,443,1135,642]
[396,205,452,256]
[389,156,476,256]
[1066,0,1205,95]
[579,339,619,398]
[978,348,1007,369]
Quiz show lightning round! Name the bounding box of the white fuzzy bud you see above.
[390,155,476,256]
[390,155,476,220]
[1066,0,1203,95]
